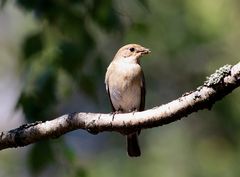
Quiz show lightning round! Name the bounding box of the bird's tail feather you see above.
[127,133,141,157]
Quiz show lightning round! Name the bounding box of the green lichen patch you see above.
[204,64,232,87]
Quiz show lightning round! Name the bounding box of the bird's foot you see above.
[110,110,121,121]
[131,108,138,115]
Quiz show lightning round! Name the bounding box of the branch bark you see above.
[1,63,240,151]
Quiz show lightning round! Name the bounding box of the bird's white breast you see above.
[107,60,142,112]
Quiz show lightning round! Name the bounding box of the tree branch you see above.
[1,63,240,151]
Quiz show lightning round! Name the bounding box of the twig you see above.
[0,63,240,150]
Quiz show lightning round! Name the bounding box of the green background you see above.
[0,0,240,177]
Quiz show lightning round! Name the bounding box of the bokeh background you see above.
[1,0,240,177]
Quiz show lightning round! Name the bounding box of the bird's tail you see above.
[127,133,141,157]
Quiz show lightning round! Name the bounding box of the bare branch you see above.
[1,63,240,151]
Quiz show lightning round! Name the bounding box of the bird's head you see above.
[113,44,150,63]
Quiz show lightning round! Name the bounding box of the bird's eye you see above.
[129,47,135,52]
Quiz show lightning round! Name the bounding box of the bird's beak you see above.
[143,48,151,54]
[137,47,151,54]
[137,47,151,55]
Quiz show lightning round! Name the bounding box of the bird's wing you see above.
[105,77,116,112]
[140,71,146,111]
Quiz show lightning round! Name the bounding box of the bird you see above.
[105,44,150,157]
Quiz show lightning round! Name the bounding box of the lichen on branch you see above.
[0,62,240,151]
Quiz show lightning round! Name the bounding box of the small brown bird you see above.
[105,44,150,157]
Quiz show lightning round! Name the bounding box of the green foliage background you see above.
[1,0,240,177]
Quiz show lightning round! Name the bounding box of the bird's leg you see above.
[131,108,138,115]
[111,109,123,121]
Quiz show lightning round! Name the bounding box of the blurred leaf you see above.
[213,99,240,146]
[23,32,44,60]
[17,93,40,121]
[28,141,55,175]
[57,41,85,73]
[90,0,122,31]
[0,0,7,8]
[93,57,105,78]
[56,28,94,72]
[52,139,88,177]
[33,0,57,20]
[138,0,150,10]
[16,0,38,11]
[73,167,87,177]
[78,73,97,98]
[16,0,62,24]
[58,140,76,163]
[18,67,57,121]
